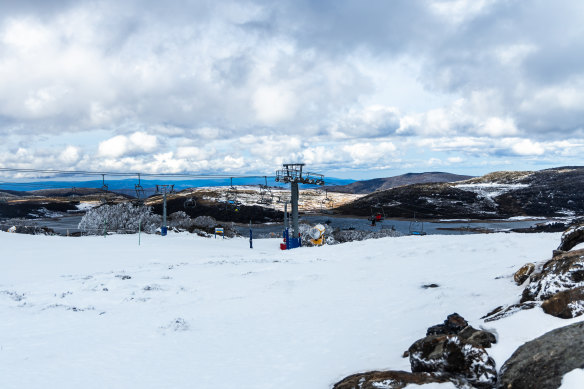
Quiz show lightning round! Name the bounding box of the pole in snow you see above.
[163,188,167,234]
[249,220,253,249]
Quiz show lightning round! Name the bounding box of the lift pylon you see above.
[275,163,324,248]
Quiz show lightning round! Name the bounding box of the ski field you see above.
[1,231,582,388]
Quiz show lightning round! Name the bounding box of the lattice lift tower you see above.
[275,163,324,244]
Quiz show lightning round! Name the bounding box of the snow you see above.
[505,216,547,221]
[0,231,582,389]
[560,369,584,389]
[75,202,100,211]
[455,183,529,200]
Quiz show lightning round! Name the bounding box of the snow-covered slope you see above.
[0,232,582,389]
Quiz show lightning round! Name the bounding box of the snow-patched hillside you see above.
[1,232,583,389]
[340,167,584,219]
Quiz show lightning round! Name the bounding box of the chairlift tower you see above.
[275,163,324,239]
[156,184,174,236]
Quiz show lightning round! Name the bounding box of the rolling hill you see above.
[327,172,473,194]
[337,167,584,219]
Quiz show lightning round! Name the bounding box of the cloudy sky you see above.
[0,0,583,179]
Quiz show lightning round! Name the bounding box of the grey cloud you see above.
[1,0,584,174]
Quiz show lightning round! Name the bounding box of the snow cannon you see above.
[309,224,326,246]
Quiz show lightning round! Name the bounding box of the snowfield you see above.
[455,183,530,201]
[1,231,583,388]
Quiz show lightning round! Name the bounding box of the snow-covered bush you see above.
[167,211,194,229]
[331,228,402,244]
[78,203,161,234]
[192,216,217,229]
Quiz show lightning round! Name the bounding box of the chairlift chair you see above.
[409,213,427,235]
[184,190,197,209]
[100,174,109,204]
[320,189,334,212]
[134,174,145,205]
[184,197,197,209]
[226,178,241,211]
[257,176,273,205]
[369,206,386,226]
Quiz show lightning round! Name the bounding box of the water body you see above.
[236,214,554,237]
[10,213,555,237]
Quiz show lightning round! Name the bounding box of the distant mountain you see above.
[327,172,474,194]
[337,166,584,219]
[0,177,356,194]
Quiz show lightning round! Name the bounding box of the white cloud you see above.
[97,132,158,158]
[342,142,397,163]
[329,105,401,139]
[477,117,519,137]
[508,139,545,156]
[1,0,583,176]
[430,0,498,25]
[59,146,81,164]
[252,85,298,124]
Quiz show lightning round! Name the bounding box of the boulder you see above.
[408,334,497,388]
[332,370,450,389]
[557,224,584,251]
[498,321,584,389]
[521,249,584,303]
[541,286,584,318]
[426,313,468,336]
[458,326,497,348]
[513,263,535,285]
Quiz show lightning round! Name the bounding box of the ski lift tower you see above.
[275,163,325,243]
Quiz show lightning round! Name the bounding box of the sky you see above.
[0,0,583,180]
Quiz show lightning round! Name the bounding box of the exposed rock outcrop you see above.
[481,302,538,322]
[334,314,498,389]
[408,334,497,388]
[513,263,535,285]
[541,286,584,319]
[521,249,584,304]
[332,370,450,389]
[498,321,584,389]
[426,313,468,336]
[408,314,497,388]
[557,223,584,252]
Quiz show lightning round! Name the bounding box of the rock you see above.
[557,224,584,251]
[458,326,497,348]
[426,313,468,336]
[422,283,440,289]
[513,263,535,285]
[481,302,538,322]
[498,321,584,389]
[332,370,450,389]
[541,286,584,318]
[408,334,497,388]
[521,249,584,303]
